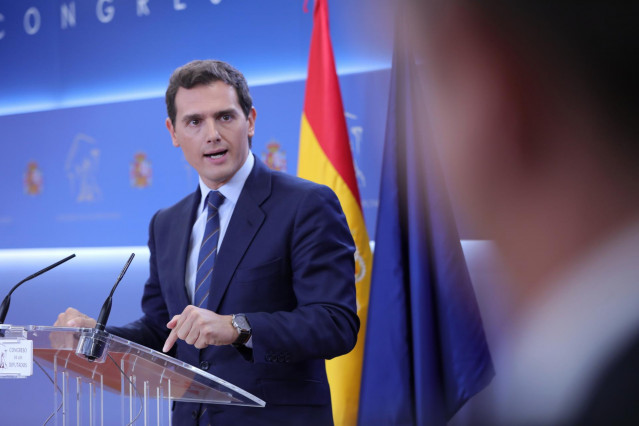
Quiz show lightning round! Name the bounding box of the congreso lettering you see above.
[0,0,224,40]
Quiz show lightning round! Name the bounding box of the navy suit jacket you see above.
[109,156,359,425]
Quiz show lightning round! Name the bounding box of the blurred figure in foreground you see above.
[414,1,639,424]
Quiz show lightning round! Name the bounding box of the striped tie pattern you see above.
[194,191,225,308]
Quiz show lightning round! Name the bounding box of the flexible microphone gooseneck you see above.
[95,252,135,331]
[77,252,135,362]
[0,254,76,325]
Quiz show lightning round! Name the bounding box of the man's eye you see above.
[220,115,232,122]
[189,119,200,126]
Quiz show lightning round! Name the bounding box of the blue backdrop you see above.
[0,0,394,249]
[0,0,393,113]
[0,71,389,248]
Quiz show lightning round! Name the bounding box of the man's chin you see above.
[201,174,230,190]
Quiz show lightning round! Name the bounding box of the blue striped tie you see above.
[194,191,225,308]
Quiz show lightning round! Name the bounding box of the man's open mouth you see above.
[205,150,228,159]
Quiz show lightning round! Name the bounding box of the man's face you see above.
[166,81,256,190]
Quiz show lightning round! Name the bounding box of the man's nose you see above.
[205,119,221,142]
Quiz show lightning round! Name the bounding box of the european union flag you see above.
[358,9,495,426]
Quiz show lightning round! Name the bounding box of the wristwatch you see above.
[231,314,252,347]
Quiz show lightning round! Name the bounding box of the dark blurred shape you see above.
[411,0,639,424]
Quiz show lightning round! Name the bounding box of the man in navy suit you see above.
[56,60,359,425]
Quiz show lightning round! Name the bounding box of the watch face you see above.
[234,315,250,331]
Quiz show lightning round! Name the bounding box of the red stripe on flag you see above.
[303,0,361,207]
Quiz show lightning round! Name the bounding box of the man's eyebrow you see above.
[182,113,202,123]
[215,108,238,118]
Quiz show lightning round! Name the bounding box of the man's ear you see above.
[247,107,257,138]
[166,117,179,147]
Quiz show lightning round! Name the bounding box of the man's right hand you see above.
[54,307,97,328]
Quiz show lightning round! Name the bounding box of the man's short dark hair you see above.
[165,60,253,127]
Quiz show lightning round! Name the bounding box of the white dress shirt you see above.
[184,153,254,302]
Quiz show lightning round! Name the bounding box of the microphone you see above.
[0,254,76,325]
[77,253,135,362]
[96,252,135,331]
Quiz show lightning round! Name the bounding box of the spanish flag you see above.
[297,0,372,424]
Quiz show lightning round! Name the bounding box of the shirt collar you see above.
[197,152,254,211]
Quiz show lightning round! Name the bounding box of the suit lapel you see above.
[207,156,271,313]
[166,189,201,312]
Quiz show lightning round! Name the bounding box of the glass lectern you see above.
[0,324,265,425]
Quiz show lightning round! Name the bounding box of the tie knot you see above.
[206,191,225,211]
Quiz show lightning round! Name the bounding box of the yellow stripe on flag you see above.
[299,113,372,426]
